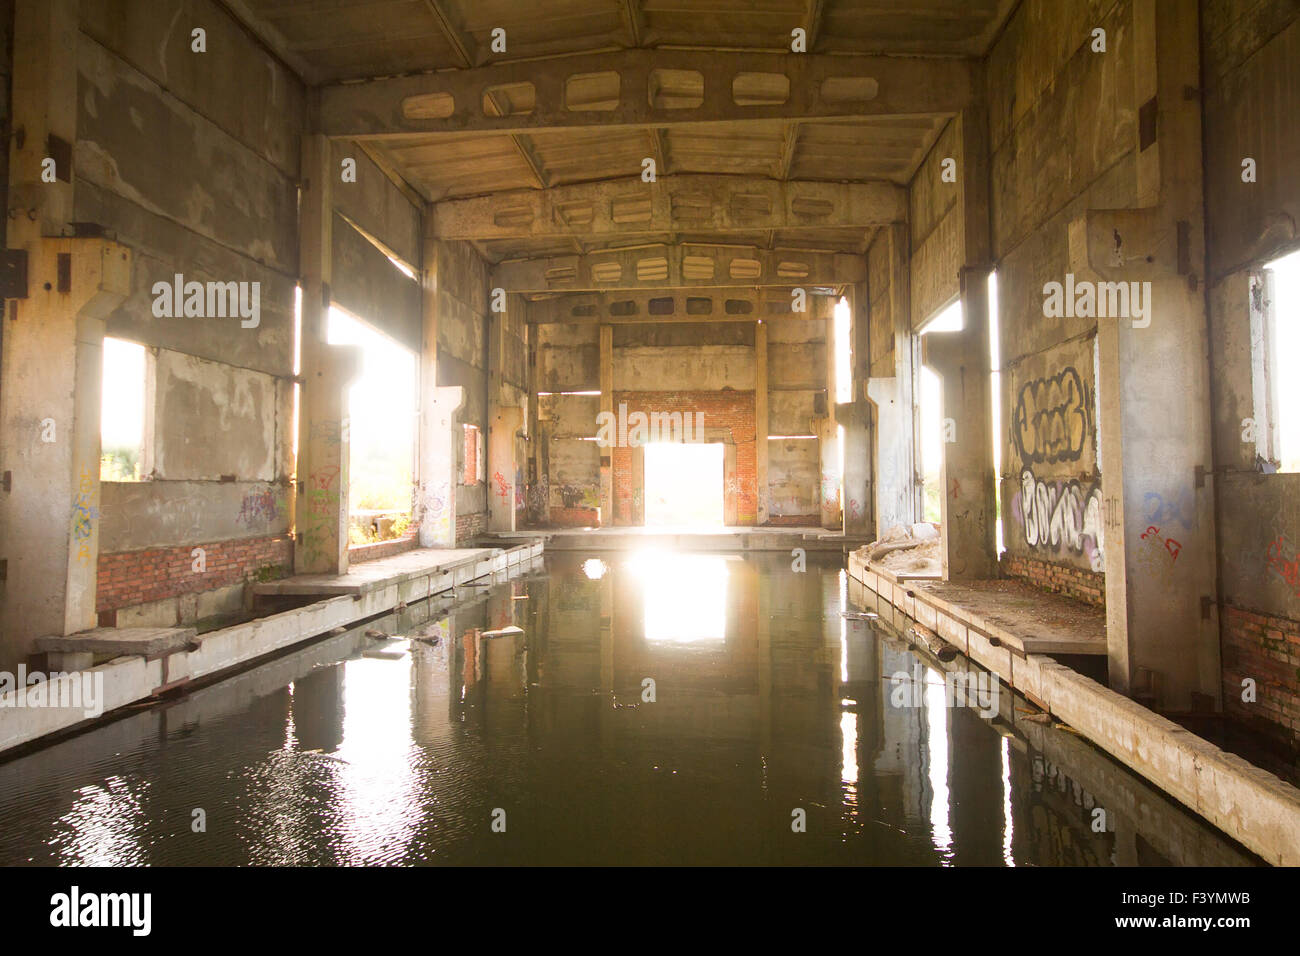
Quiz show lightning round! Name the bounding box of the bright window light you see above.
[101,337,147,481]
[834,296,852,405]
[1263,249,1300,473]
[327,306,416,514]
[626,550,728,642]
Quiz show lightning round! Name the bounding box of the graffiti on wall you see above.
[1012,367,1092,465]
[237,489,282,528]
[1266,535,1300,600]
[71,469,97,564]
[1015,469,1105,572]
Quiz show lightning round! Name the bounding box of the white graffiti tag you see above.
[1020,469,1105,571]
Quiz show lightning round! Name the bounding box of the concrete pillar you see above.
[755,320,769,524]
[0,240,130,664]
[488,405,523,532]
[866,223,920,535]
[418,385,465,547]
[1072,0,1219,710]
[295,134,360,575]
[598,324,613,526]
[0,1,131,664]
[924,268,997,579]
[840,280,873,535]
[815,413,840,529]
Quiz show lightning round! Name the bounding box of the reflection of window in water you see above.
[626,551,728,642]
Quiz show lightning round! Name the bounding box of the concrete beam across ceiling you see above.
[318,48,975,140]
[432,175,906,240]
[525,288,840,324]
[492,242,866,292]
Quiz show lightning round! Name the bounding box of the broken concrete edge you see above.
[35,626,198,657]
[847,554,1300,867]
[0,541,546,757]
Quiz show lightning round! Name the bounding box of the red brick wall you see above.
[456,510,488,544]
[1001,553,1105,607]
[611,390,756,526]
[97,534,292,613]
[549,506,599,527]
[349,534,418,564]
[1222,604,1300,747]
[767,513,820,527]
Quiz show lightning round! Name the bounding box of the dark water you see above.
[0,552,1260,866]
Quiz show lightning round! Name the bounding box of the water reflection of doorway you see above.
[643,442,724,527]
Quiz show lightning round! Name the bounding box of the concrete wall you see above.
[1202,1,1300,747]
[528,319,827,527]
[433,239,492,541]
[983,0,1138,583]
[74,0,304,626]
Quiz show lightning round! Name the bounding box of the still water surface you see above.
[0,552,1259,865]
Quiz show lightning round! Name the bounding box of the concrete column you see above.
[598,324,613,526]
[488,405,523,532]
[1073,0,1219,710]
[295,134,360,575]
[0,1,131,664]
[418,386,465,547]
[755,320,769,525]
[840,281,873,535]
[866,223,920,535]
[924,269,997,579]
[0,240,130,664]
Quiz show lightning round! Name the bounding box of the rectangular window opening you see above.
[101,337,151,482]
[1255,249,1300,473]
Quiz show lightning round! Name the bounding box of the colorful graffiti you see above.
[1266,535,1300,599]
[1016,469,1105,571]
[71,469,97,564]
[1012,367,1091,465]
[237,489,281,527]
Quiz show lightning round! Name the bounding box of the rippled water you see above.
[0,551,1260,865]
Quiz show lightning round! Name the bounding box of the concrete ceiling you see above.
[228,0,1016,262]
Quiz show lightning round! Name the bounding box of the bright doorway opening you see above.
[643,442,724,527]
[327,306,417,544]
[918,299,963,522]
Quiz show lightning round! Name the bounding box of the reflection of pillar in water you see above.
[599,568,614,749]
[874,642,926,822]
[293,663,346,753]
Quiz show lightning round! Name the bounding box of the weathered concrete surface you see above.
[849,554,1300,866]
[0,542,544,755]
[37,626,196,658]
[100,479,290,551]
[153,349,279,481]
[331,212,421,352]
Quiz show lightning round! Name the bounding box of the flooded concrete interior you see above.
[0,0,1299,867]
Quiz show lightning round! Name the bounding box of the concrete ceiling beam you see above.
[492,242,865,292]
[430,174,906,240]
[318,48,975,140]
[525,287,840,324]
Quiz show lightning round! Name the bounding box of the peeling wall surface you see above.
[978,0,1136,581]
[1202,1,1300,743]
[78,0,301,582]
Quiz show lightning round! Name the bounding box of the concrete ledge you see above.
[36,626,197,658]
[0,542,545,756]
[848,555,1300,866]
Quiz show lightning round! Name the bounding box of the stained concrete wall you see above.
[983,0,1138,577]
[767,318,827,519]
[528,320,825,525]
[1202,1,1300,744]
[75,0,303,571]
[433,239,492,533]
